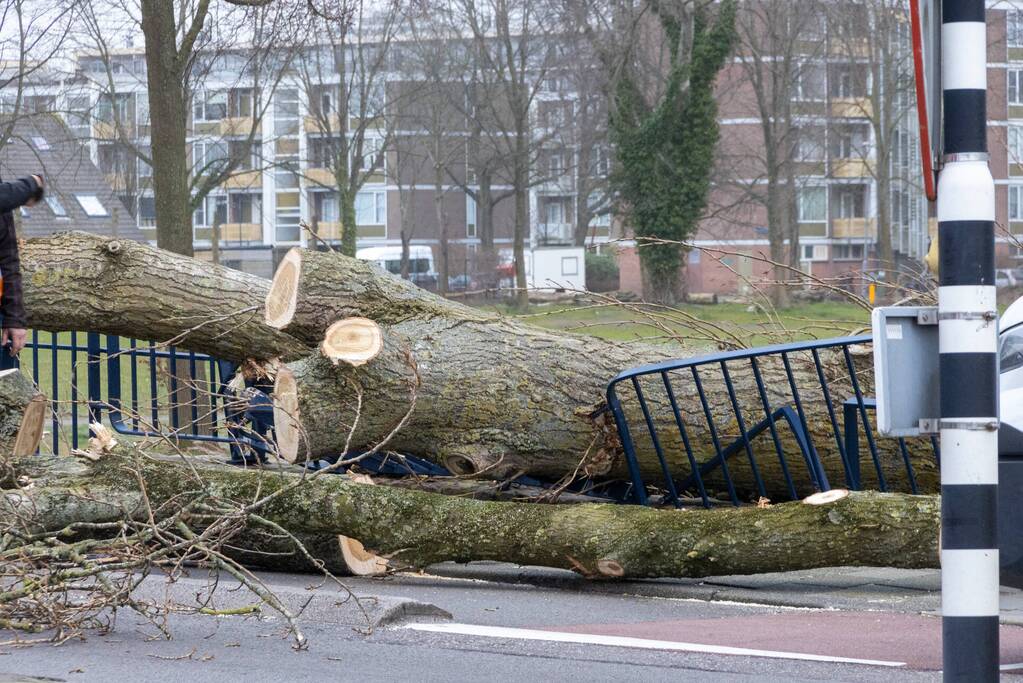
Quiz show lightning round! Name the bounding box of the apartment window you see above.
[466,194,477,238]
[797,187,826,222]
[228,139,256,170]
[139,146,152,177]
[1012,126,1023,163]
[795,127,825,161]
[548,151,566,177]
[1011,10,1023,48]
[139,196,156,227]
[230,193,261,224]
[801,244,827,262]
[588,191,610,226]
[834,186,865,218]
[833,125,868,159]
[355,190,386,224]
[275,192,301,241]
[66,95,91,138]
[202,195,227,226]
[96,94,130,124]
[75,195,108,217]
[193,90,227,122]
[228,88,254,118]
[792,63,826,101]
[589,145,609,176]
[1011,70,1023,105]
[193,140,228,174]
[314,192,339,223]
[274,89,300,136]
[833,243,865,261]
[308,137,337,169]
[360,136,384,172]
[546,199,566,224]
[1011,185,1023,220]
[350,81,385,118]
[45,194,67,218]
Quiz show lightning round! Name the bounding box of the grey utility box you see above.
[871,306,940,436]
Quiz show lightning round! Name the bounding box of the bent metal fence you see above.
[5,331,939,508]
[605,335,941,507]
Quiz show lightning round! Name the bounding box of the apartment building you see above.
[2,40,606,287]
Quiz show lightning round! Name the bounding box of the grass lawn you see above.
[481,300,871,349]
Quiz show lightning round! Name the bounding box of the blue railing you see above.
[606,335,941,507]
[1,331,271,460]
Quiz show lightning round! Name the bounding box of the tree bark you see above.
[20,231,310,362]
[264,247,937,496]
[11,449,940,579]
[0,368,46,459]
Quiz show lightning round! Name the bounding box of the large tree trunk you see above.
[10,449,940,579]
[264,247,937,497]
[20,231,309,362]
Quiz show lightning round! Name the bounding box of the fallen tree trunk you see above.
[265,248,936,496]
[13,234,936,498]
[10,449,940,579]
[20,231,309,362]
[0,369,46,458]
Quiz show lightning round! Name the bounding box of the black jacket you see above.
[0,175,42,328]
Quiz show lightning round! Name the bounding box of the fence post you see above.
[86,332,102,430]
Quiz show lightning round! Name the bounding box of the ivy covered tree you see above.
[608,0,736,304]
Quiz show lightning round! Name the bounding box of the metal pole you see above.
[938,0,999,678]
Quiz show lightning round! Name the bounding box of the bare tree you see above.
[298,0,401,257]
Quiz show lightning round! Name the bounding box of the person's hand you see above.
[26,175,43,207]
[2,328,27,356]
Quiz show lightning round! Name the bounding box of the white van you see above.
[356,245,438,289]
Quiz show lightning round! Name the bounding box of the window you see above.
[792,63,826,101]
[1011,70,1023,105]
[230,193,261,224]
[833,125,868,159]
[139,196,156,227]
[1012,126,1023,163]
[561,256,579,277]
[228,88,253,118]
[30,136,49,151]
[588,192,610,226]
[466,194,477,238]
[834,186,865,218]
[589,145,609,176]
[313,192,338,223]
[96,94,130,124]
[360,136,384,172]
[795,127,825,161]
[1011,10,1023,48]
[275,89,300,136]
[45,194,66,218]
[548,151,566,178]
[193,90,227,122]
[1011,185,1023,220]
[801,244,827,262]
[193,140,228,175]
[275,192,301,241]
[75,195,108,217]
[833,243,865,261]
[228,139,256,170]
[66,95,91,138]
[546,199,566,225]
[355,190,386,224]
[139,146,152,177]
[797,187,826,222]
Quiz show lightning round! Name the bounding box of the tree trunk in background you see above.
[512,151,529,311]
[13,451,940,579]
[140,0,194,258]
[434,164,449,296]
[339,187,358,257]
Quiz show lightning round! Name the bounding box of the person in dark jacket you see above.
[0,174,44,356]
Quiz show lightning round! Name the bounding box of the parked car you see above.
[356,245,438,290]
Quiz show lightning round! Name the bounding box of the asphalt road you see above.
[0,566,1012,682]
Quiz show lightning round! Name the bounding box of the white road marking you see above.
[403,622,907,667]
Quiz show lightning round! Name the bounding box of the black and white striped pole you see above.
[939,0,999,678]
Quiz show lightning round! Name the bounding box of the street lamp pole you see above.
[938,0,999,679]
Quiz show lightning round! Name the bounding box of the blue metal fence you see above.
[606,335,941,507]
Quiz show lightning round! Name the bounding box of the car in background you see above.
[998,269,1020,288]
[356,245,438,290]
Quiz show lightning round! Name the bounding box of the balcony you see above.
[303,167,336,187]
[304,221,342,241]
[832,158,872,178]
[220,117,258,137]
[93,121,118,140]
[537,222,574,244]
[104,173,131,192]
[830,98,872,119]
[829,38,870,58]
[223,170,262,190]
[831,217,877,240]
[219,222,262,242]
[304,113,341,134]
